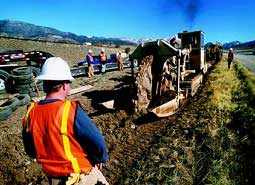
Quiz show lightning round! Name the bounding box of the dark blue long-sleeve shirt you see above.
[75,105,108,164]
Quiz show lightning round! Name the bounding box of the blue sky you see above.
[1,0,255,43]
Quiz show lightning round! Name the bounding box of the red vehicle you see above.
[0,50,53,93]
[0,50,27,64]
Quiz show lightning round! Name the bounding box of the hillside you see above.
[0,20,136,46]
[1,20,255,50]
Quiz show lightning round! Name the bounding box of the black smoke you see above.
[160,0,202,26]
[175,0,201,24]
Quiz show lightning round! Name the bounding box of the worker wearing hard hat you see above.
[117,51,124,71]
[227,48,234,69]
[99,48,107,73]
[22,57,109,184]
[169,35,181,49]
[86,49,94,77]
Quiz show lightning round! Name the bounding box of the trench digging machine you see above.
[128,30,209,117]
[101,30,215,117]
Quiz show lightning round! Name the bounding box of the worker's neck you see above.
[45,92,66,101]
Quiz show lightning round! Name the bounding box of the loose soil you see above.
[0,68,175,184]
[0,63,245,184]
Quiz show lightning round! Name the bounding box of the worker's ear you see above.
[62,83,66,91]
[62,81,70,90]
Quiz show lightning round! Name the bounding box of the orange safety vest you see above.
[23,100,93,177]
[99,53,107,62]
[117,54,123,63]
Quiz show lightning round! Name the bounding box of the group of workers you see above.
[86,48,124,78]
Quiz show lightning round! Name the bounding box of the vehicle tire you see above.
[0,107,12,121]
[12,67,32,76]
[12,73,34,85]
[15,94,31,106]
[0,70,10,93]
[0,97,20,111]
[14,82,35,94]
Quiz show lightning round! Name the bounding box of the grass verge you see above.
[117,58,255,184]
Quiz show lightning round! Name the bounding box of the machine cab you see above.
[179,31,205,72]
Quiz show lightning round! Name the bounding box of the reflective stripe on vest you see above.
[25,102,35,132]
[61,100,81,174]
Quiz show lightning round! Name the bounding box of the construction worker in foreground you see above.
[99,48,107,74]
[22,57,109,185]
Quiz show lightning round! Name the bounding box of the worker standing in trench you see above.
[22,57,109,185]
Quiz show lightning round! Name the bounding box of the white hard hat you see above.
[230,48,233,51]
[88,49,92,53]
[36,57,74,81]
[101,48,105,52]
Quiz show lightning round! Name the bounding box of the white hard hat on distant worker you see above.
[101,48,105,52]
[230,48,233,51]
[88,49,92,53]
[36,57,74,81]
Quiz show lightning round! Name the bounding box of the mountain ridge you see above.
[0,20,136,46]
[0,20,254,49]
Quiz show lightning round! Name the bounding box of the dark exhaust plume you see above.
[160,0,202,26]
[175,0,201,25]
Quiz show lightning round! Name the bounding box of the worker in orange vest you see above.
[22,57,109,185]
[117,51,124,71]
[99,48,107,73]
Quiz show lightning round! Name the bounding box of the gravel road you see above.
[234,54,255,72]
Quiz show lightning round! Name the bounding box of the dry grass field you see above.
[0,37,134,66]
